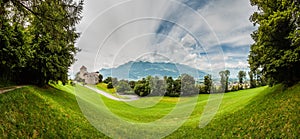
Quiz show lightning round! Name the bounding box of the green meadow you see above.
[0,83,299,138]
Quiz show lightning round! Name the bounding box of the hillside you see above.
[0,83,299,138]
[99,61,206,80]
[0,85,107,138]
[167,84,300,138]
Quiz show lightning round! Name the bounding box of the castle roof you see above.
[80,66,87,70]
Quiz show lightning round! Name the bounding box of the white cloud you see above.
[72,0,257,76]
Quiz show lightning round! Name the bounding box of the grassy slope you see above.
[167,84,300,138]
[0,85,107,138]
[0,83,299,138]
[95,83,116,94]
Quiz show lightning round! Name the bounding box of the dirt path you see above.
[78,83,139,101]
[0,86,25,94]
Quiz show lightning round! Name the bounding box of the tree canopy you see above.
[0,0,83,86]
[203,74,212,93]
[248,0,300,86]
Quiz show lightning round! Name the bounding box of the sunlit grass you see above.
[1,82,299,138]
[95,83,116,94]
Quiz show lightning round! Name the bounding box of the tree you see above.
[103,77,112,84]
[107,82,114,89]
[0,0,83,86]
[248,71,256,88]
[134,83,150,97]
[149,76,166,96]
[219,70,230,92]
[116,80,132,94]
[111,77,118,86]
[98,74,103,83]
[180,74,197,96]
[129,81,136,89]
[173,79,181,95]
[165,76,174,96]
[238,71,246,84]
[203,74,212,94]
[249,0,300,86]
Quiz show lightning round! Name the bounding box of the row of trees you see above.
[0,0,83,86]
[99,69,265,97]
[101,74,198,97]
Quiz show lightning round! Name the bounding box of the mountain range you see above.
[99,61,206,80]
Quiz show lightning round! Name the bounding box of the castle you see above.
[77,66,99,84]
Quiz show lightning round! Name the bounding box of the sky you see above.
[71,0,257,78]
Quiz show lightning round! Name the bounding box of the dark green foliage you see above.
[103,77,112,84]
[238,71,247,84]
[98,74,103,83]
[135,76,151,97]
[0,0,83,86]
[165,76,175,96]
[129,80,135,89]
[238,71,247,90]
[172,79,181,96]
[107,82,113,89]
[249,0,300,86]
[163,76,182,97]
[130,74,199,97]
[248,71,256,88]
[198,84,206,94]
[134,83,150,97]
[203,74,212,94]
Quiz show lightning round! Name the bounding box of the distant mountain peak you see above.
[99,61,206,80]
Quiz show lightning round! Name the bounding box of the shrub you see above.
[107,82,113,89]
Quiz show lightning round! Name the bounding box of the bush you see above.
[107,82,113,89]
[103,77,112,84]
[134,83,150,97]
[198,85,207,94]
[116,81,131,93]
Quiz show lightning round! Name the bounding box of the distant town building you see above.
[77,66,99,84]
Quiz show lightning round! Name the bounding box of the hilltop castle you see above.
[76,66,99,84]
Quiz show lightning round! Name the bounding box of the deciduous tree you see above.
[219,70,230,92]
[0,0,83,86]
[204,74,212,93]
[238,71,247,84]
[249,0,300,86]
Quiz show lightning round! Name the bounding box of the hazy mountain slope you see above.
[99,61,206,80]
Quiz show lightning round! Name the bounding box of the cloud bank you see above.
[71,0,257,77]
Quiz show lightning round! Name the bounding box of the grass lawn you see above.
[0,85,107,138]
[0,83,299,138]
[95,83,116,94]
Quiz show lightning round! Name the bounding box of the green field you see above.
[0,83,299,138]
[95,83,116,94]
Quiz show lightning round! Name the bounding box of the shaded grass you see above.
[0,85,106,138]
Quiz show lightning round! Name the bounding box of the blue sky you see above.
[72,0,257,77]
